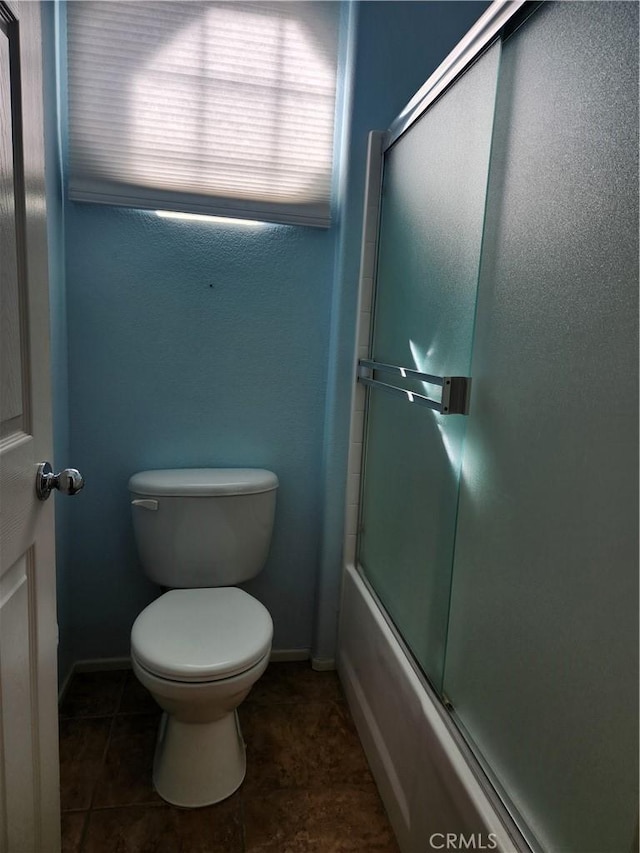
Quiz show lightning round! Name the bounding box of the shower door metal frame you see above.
[386,0,530,149]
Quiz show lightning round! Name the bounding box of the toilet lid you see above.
[131,588,273,683]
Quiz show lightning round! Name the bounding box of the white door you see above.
[0,2,61,851]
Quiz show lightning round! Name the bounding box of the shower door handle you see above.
[357,360,471,415]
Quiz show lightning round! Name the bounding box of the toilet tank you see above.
[128,469,278,587]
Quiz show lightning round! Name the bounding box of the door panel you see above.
[0,553,37,850]
[0,24,25,438]
[0,3,60,850]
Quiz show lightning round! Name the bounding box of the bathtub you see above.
[337,563,525,853]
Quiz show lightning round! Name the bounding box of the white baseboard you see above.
[311,657,336,671]
[73,656,132,673]
[60,649,318,705]
[269,648,310,662]
[57,665,76,705]
[58,657,131,705]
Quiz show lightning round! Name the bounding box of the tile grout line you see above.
[76,674,128,853]
[113,672,128,716]
[78,801,166,813]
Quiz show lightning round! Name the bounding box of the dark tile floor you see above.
[59,664,400,853]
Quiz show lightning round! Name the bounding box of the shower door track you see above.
[386,0,531,149]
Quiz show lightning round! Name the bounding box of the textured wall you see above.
[64,206,335,659]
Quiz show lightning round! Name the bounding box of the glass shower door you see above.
[357,42,501,691]
[441,4,639,850]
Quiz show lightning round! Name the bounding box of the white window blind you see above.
[66,1,341,227]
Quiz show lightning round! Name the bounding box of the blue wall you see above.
[50,0,488,673]
[64,207,335,660]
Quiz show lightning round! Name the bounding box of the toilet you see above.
[128,468,278,808]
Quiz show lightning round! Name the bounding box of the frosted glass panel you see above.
[443,4,638,852]
[358,43,500,689]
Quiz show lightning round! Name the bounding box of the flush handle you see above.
[131,499,159,510]
[36,462,85,501]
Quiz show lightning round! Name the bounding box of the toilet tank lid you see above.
[128,468,278,497]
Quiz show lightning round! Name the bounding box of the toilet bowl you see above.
[128,469,278,807]
[131,586,272,806]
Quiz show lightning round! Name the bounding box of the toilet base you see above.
[152,709,246,808]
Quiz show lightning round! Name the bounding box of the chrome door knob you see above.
[36,462,85,501]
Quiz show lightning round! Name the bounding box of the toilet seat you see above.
[131,587,273,683]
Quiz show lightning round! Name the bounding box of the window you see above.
[66,1,341,226]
